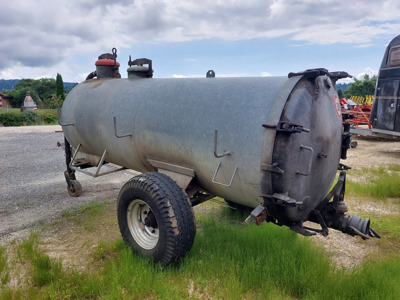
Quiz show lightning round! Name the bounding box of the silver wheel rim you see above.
[127,199,159,250]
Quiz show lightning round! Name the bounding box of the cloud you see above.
[337,67,378,84]
[172,74,187,78]
[1,0,400,79]
[261,72,272,77]
[355,67,377,80]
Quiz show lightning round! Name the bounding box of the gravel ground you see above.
[0,125,137,244]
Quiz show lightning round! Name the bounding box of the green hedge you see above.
[0,110,58,126]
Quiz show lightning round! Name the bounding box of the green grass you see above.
[183,215,332,298]
[1,165,400,299]
[58,201,109,231]
[2,211,400,299]
[16,200,34,207]
[369,214,400,240]
[0,108,57,114]
[16,233,63,288]
[361,213,400,256]
[326,256,400,299]
[0,108,19,114]
[0,246,10,285]
[60,200,108,221]
[388,164,400,172]
[346,165,400,199]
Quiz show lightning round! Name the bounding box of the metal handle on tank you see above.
[214,129,231,158]
[296,145,314,176]
[113,116,132,138]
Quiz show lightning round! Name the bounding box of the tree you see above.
[337,89,344,99]
[56,73,66,105]
[344,74,377,99]
[3,78,56,108]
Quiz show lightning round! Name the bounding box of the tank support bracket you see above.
[69,145,126,178]
[147,159,195,190]
[69,144,82,169]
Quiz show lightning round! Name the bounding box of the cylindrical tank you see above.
[62,70,342,225]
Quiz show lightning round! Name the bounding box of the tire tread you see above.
[117,172,196,264]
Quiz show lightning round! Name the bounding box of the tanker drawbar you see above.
[60,49,379,265]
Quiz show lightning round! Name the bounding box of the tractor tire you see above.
[117,172,196,265]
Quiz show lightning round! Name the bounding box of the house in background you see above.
[0,92,12,109]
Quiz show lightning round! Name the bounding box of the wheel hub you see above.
[127,199,159,250]
[144,212,158,228]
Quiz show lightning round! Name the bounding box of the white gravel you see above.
[0,125,137,244]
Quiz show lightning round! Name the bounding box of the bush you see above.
[37,111,58,124]
[23,111,41,125]
[0,112,25,126]
[0,110,57,126]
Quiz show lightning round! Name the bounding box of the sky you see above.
[1,0,400,83]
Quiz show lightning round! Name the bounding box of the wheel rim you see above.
[127,199,159,250]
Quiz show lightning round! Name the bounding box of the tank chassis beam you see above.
[247,170,380,239]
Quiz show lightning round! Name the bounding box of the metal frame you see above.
[350,127,400,139]
[69,144,126,178]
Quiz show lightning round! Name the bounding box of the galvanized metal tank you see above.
[62,67,343,225]
[61,53,379,264]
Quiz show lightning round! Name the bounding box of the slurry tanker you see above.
[60,49,379,264]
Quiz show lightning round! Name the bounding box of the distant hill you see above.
[64,82,77,93]
[1,79,351,94]
[0,79,77,93]
[0,79,20,90]
[335,83,351,92]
